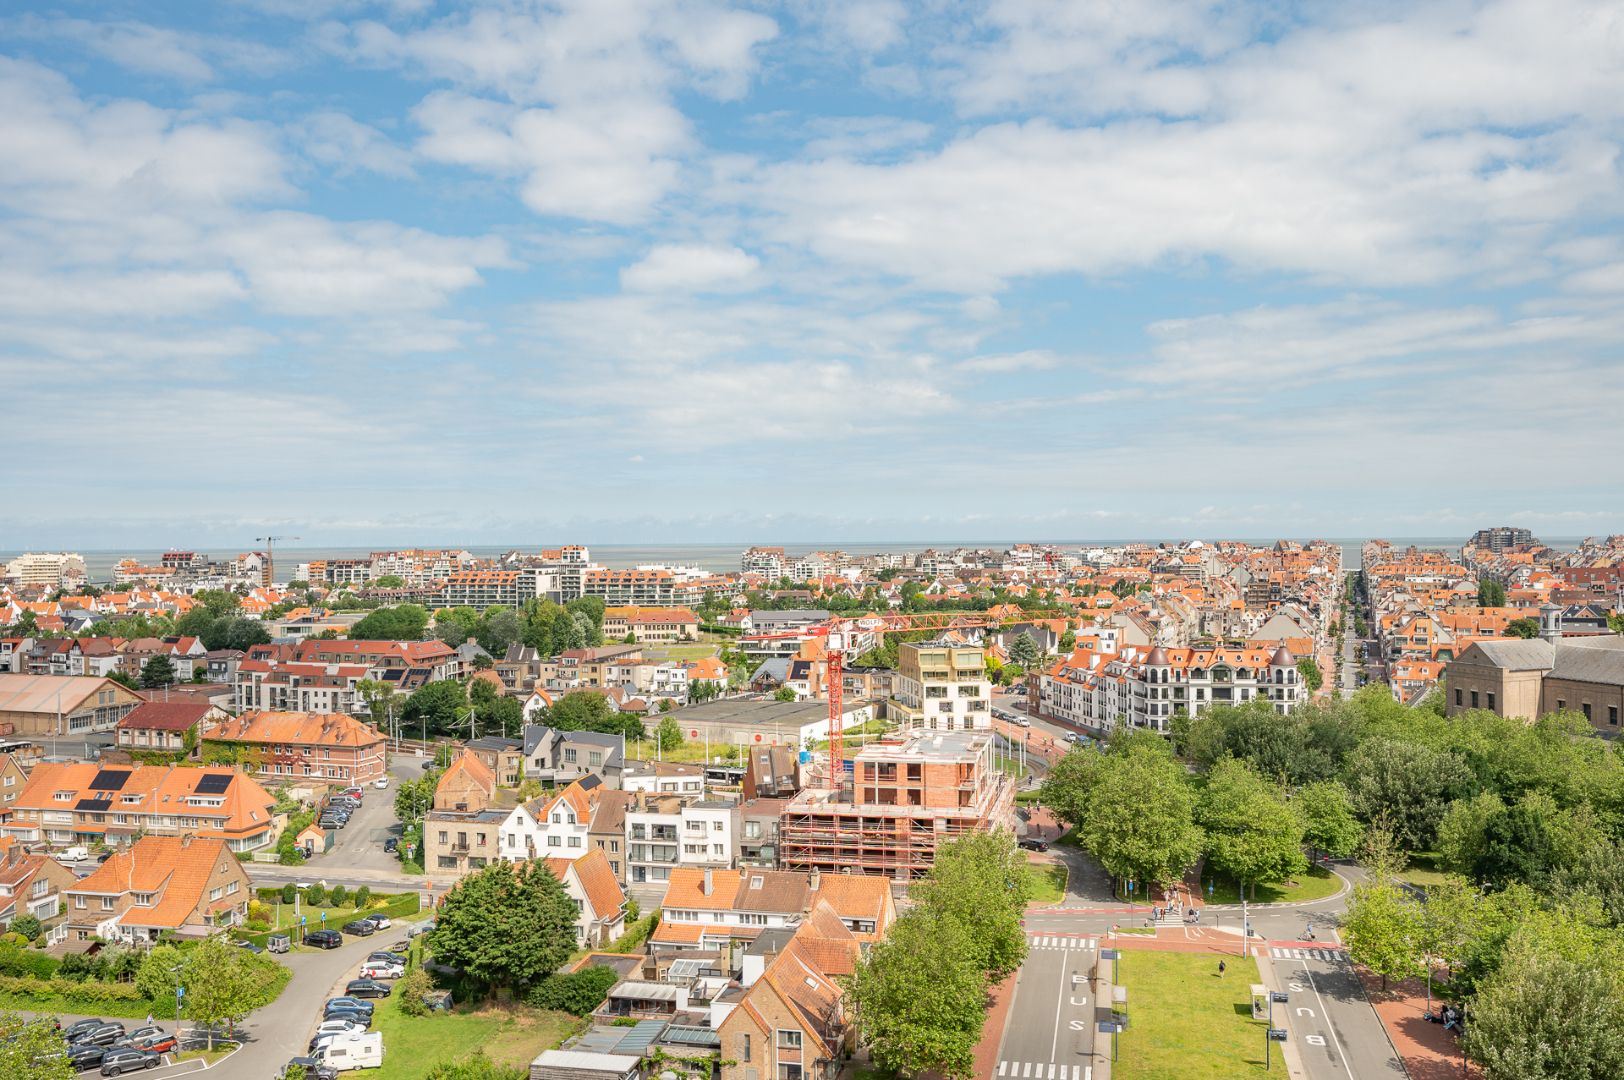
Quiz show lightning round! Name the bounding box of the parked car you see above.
[280,1058,339,1080]
[325,996,376,1016]
[76,1023,127,1047]
[311,1018,367,1043]
[59,846,90,863]
[344,978,392,999]
[63,1019,108,1043]
[305,929,343,949]
[363,913,392,930]
[321,1005,372,1028]
[367,950,407,965]
[319,816,347,831]
[407,920,435,938]
[1064,732,1082,743]
[342,920,377,936]
[66,1044,107,1071]
[119,1027,176,1053]
[233,938,263,953]
[373,778,390,789]
[382,837,399,853]
[1018,837,1049,852]
[358,962,403,981]
[98,1046,161,1076]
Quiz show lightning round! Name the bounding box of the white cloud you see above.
[5,16,287,82]
[295,111,416,178]
[620,243,761,291]
[956,350,1059,374]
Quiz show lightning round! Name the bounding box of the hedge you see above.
[0,946,60,980]
[0,973,149,1005]
[523,966,617,1015]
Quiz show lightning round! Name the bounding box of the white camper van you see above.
[313,1032,384,1070]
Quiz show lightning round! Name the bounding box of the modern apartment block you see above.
[625,793,735,887]
[581,569,704,607]
[1040,642,1304,734]
[889,641,992,730]
[779,729,1014,881]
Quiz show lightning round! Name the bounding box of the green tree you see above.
[429,861,579,992]
[1477,578,1508,608]
[139,655,176,688]
[373,575,407,589]
[1196,757,1307,898]
[357,679,401,729]
[1505,617,1540,639]
[1037,743,1103,832]
[281,882,297,905]
[1467,942,1624,1080]
[184,936,269,1049]
[354,885,371,908]
[330,884,349,908]
[349,604,430,641]
[0,1010,71,1080]
[911,830,1030,983]
[422,1054,527,1080]
[1007,632,1042,670]
[547,691,642,739]
[1343,737,1471,851]
[402,680,469,739]
[306,882,326,907]
[1058,630,1077,652]
[1296,657,1323,693]
[9,913,41,941]
[1296,781,1363,860]
[397,967,434,1017]
[524,965,619,1015]
[656,716,683,753]
[773,686,797,702]
[659,698,674,713]
[1342,876,1425,989]
[1071,734,1203,891]
[845,906,986,1080]
[395,775,436,824]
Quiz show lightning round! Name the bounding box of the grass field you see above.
[1402,851,1454,889]
[370,991,581,1080]
[1115,951,1272,1080]
[1026,862,1068,903]
[1201,864,1342,905]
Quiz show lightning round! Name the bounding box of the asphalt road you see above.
[996,933,1097,1079]
[1266,948,1407,1080]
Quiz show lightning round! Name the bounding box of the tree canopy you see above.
[429,861,579,992]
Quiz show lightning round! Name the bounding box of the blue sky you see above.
[3,0,1623,548]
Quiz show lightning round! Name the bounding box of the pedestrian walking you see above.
[1218,960,1226,978]
[145,1012,155,1030]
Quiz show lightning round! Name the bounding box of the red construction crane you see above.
[739,609,1071,785]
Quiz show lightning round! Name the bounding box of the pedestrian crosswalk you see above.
[1269,947,1347,961]
[997,1063,1091,1079]
[1027,935,1099,950]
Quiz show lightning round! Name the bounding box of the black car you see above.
[98,1047,160,1076]
[233,938,264,953]
[1018,837,1049,852]
[63,1019,107,1043]
[367,950,407,965]
[67,1043,107,1071]
[382,837,399,853]
[342,920,377,936]
[320,1007,372,1029]
[304,929,343,948]
[281,1057,339,1080]
[77,1023,127,1047]
[344,978,391,999]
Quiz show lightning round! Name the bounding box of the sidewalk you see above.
[1354,969,1480,1080]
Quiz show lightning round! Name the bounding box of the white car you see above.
[363,914,392,930]
[59,846,90,863]
[373,778,389,789]
[358,963,404,980]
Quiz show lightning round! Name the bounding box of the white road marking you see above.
[1299,960,1358,1080]
[1023,1062,1033,1077]
[1050,941,1070,1061]
[998,1063,1007,1076]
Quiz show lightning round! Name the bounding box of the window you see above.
[1558,699,1567,710]
[1454,688,1463,707]
[1611,706,1619,727]
[1470,691,1479,709]
[568,836,581,848]
[563,748,577,764]
[1583,703,1593,721]
[777,1029,803,1049]
[737,1033,751,1061]
[609,840,619,852]
[438,832,448,844]
[713,820,723,831]
[227,881,239,894]
[101,897,114,910]
[588,751,603,766]
[548,836,561,847]
[74,896,86,909]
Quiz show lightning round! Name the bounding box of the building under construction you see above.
[778,729,1015,881]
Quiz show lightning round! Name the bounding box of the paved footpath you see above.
[1355,969,1481,1080]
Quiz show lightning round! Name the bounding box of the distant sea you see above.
[0,538,1591,585]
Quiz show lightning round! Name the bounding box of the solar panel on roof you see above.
[193,774,232,795]
[89,769,131,791]
[75,796,114,811]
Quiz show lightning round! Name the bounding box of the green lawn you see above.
[1200,864,1342,906]
[1115,951,1272,1080]
[1402,851,1454,890]
[369,989,581,1080]
[1026,863,1068,904]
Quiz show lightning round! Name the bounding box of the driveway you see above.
[306,752,424,874]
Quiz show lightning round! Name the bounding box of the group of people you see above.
[1148,895,1201,925]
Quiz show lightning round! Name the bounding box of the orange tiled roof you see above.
[209,710,383,749]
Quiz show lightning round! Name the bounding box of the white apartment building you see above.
[4,553,87,588]
[1040,643,1304,734]
[891,641,992,731]
[625,794,735,886]
[740,547,786,578]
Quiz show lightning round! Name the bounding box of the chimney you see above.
[703,867,713,896]
[808,866,820,893]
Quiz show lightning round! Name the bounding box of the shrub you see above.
[9,915,41,942]
[0,944,59,979]
[329,885,349,909]
[397,968,433,1018]
[523,966,618,1016]
[57,952,105,982]
[306,883,326,907]
[0,973,147,1005]
[282,883,297,905]
[354,885,371,909]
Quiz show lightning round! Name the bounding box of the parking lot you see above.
[308,753,424,874]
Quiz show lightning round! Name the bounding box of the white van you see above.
[59,847,90,863]
[313,1032,383,1070]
